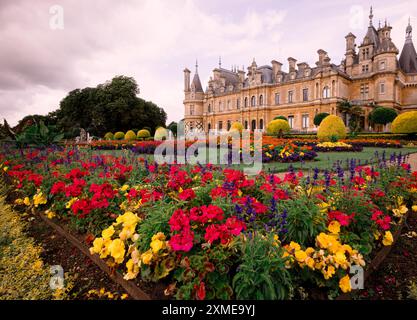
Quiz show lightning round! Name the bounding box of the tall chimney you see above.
[288,57,297,72]
[183,68,191,92]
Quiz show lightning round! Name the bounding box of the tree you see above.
[317,115,346,141]
[55,76,167,138]
[266,119,290,138]
[274,116,288,121]
[313,113,329,126]
[392,111,417,135]
[336,100,364,132]
[167,121,178,137]
[369,107,397,126]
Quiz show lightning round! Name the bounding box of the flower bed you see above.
[1,147,416,300]
[314,142,363,153]
[262,143,317,162]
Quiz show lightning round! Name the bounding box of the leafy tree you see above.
[313,113,329,126]
[274,115,288,121]
[369,107,397,126]
[337,100,364,132]
[15,120,64,147]
[167,121,178,137]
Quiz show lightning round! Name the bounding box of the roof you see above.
[191,73,203,92]
[399,41,417,73]
[362,25,380,48]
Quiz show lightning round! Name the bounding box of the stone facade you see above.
[183,8,417,134]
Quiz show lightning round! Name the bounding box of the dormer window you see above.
[304,69,310,77]
[380,61,386,70]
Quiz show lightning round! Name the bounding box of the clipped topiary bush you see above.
[266,119,291,137]
[274,115,288,121]
[314,113,330,126]
[125,130,137,141]
[229,122,243,133]
[317,115,346,141]
[392,111,417,134]
[154,127,168,140]
[114,131,125,140]
[104,132,114,140]
[137,129,151,139]
[369,107,397,125]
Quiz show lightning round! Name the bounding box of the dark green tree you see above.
[369,107,397,126]
[336,100,364,132]
[313,113,329,126]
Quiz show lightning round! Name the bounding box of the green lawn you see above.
[93,147,417,173]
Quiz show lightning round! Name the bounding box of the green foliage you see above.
[337,100,364,132]
[392,111,417,134]
[124,130,137,141]
[104,132,114,140]
[313,113,329,126]
[317,115,346,141]
[137,129,151,139]
[54,76,167,138]
[229,122,243,133]
[114,131,125,140]
[14,120,64,147]
[266,119,290,137]
[369,107,397,125]
[232,234,293,300]
[154,127,168,140]
[167,122,178,137]
[274,116,288,121]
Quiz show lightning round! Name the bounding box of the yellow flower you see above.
[32,260,43,271]
[289,241,301,251]
[413,205,417,213]
[295,250,307,263]
[328,221,341,234]
[116,211,140,228]
[305,257,315,269]
[90,237,104,254]
[382,231,393,246]
[66,197,78,209]
[323,265,336,280]
[102,225,115,239]
[334,251,347,266]
[339,275,352,293]
[123,259,139,280]
[392,205,408,217]
[150,239,165,254]
[141,250,153,265]
[23,197,31,206]
[14,198,23,205]
[373,231,381,240]
[33,192,47,207]
[45,210,56,219]
[120,185,130,192]
[3,166,8,172]
[108,239,125,264]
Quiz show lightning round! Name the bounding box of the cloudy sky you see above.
[0,0,416,126]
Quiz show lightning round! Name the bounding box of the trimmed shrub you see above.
[370,107,397,125]
[114,131,125,140]
[154,127,168,140]
[125,130,137,141]
[317,115,346,141]
[274,116,288,121]
[230,122,243,133]
[266,119,291,137]
[104,132,114,140]
[137,129,151,139]
[392,111,417,134]
[313,113,330,126]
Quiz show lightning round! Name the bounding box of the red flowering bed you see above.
[1,145,416,300]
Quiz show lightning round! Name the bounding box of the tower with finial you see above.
[400,17,417,73]
[369,6,374,26]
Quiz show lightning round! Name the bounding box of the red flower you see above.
[50,181,66,195]
[195,282,206,300]
[328,211,353,226]
[169,209,190,232]
[178,188,196,201]
[169,230,194,252]
[371,210,391,230]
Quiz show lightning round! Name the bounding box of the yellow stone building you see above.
[183,8,417,134]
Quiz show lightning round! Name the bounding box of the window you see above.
[251,96,256,107]
[227,100,231,110]
[251,120,256,131]
[218,121,223,130]
[380,82,385,94]
[207,104,211,113]
[380,61,386,70]
[190,105,195,115]
[303,88,309,102]
[218,101,223,112]
[259,119,264,130]
[244,120,248,129]
[362,64,369,73]
[302,114,309,129]
[207,123,211,131]
[244,97,248,108]
[237,99,240,109]
[360,83,369,99]
[259,95,264,106]
[288,116,294,129]
[323,86,330,98]
[227,120,231,130]
[275,93,280,105]
[288,91,294,103]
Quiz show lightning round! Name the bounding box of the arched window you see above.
[227,120,231,130]
[323,86,330,99]
[259,119,264,130]
[259,95,264,106]
[315,83,319,99]
[332,80,336,96]
[208,104,211,113]
[251,120,256,131]
[251,96,256,107]
[207,123,211,131]
[244,120,248,129]
[236,99,240,109]
[244,97,248,108]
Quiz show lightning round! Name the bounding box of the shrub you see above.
[104,132,114,140]
[317,115,346,141]
[313,113,329,126]
[391,111,417,134]
[229,122,243,133]
[137,129,151,139]
[369,107,397,125]
[266,119,291,137]
[274,116,288,121]
[154,127,168,140]
[114,131,125,140]
[125,130,137,141]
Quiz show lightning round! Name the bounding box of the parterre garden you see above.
[2,111,417,300]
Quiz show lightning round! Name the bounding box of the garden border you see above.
[37,212,151,300]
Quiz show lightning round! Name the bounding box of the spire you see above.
[406,18,413,43]
[195,59,199,74]
[218,56,222,69]
[369,6,374,26]
[400,18,417,73]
